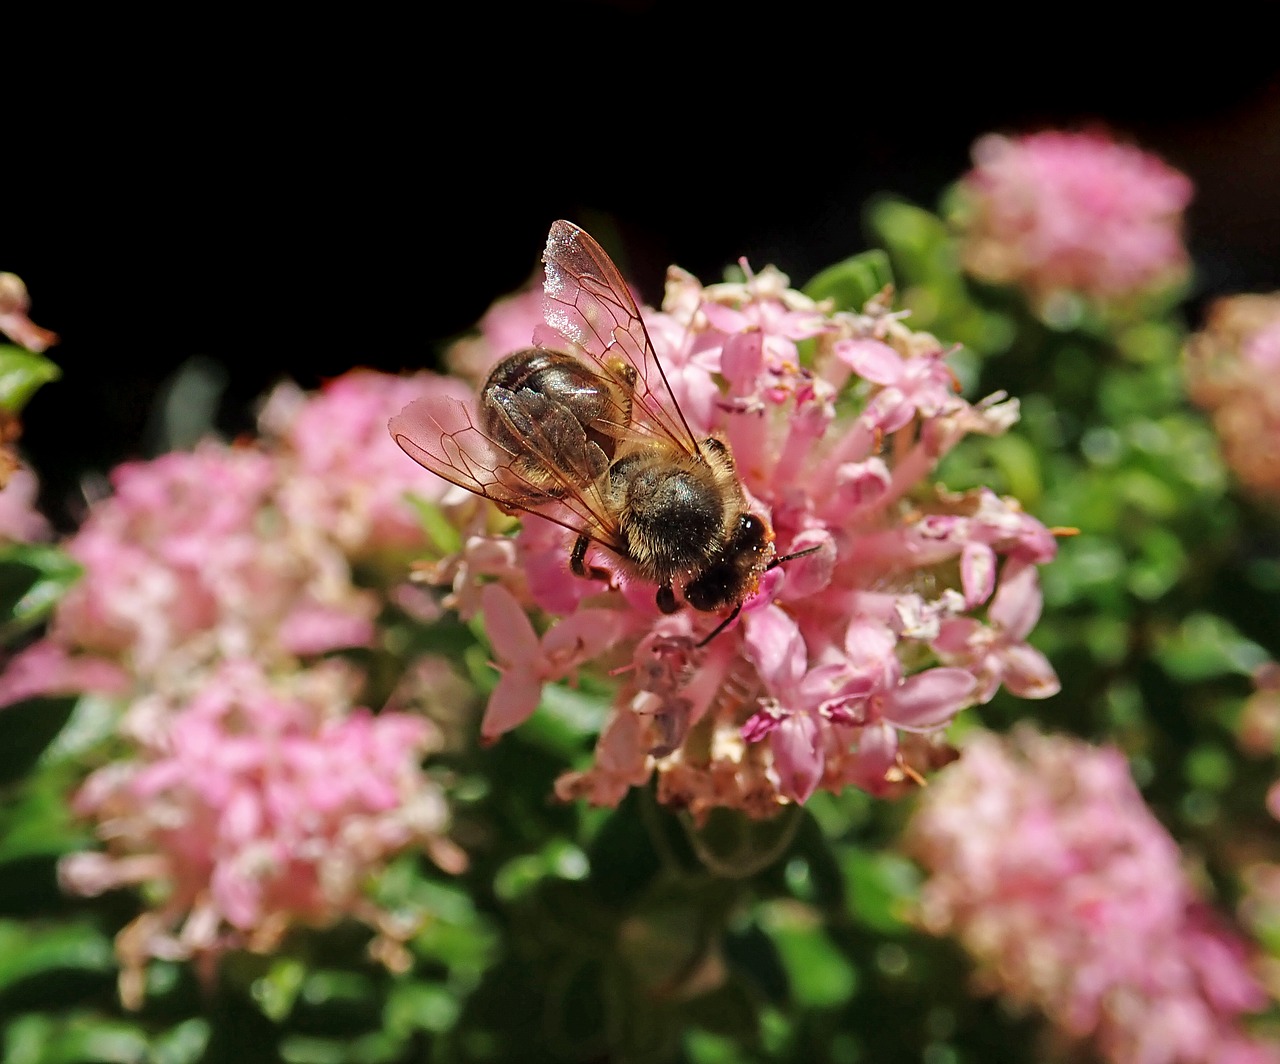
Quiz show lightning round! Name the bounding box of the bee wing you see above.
[542,219,701,457]
[389,394,627,552]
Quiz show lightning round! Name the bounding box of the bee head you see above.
[684,513,773,612]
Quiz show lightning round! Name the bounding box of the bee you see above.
[390,220,814,644]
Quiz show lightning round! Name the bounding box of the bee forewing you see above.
[390,394,626,551]
[390,395,520,498]
[543,220,700,456]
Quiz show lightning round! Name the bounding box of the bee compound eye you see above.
[734,514,769,553]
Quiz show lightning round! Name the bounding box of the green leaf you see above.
[866,199,950,263]
[251,957,306,1022]
[804,251,894,312]
[0,920,114,992]
[0,766,86,862]
[0,347,60,414]
[1155,613,1268,681]
[4,1014,149,1064]
[148,1020,211,1064]
[279,1036,348,1064]
[839,848,919,934]
[759,902,857,1009]
[385,981,462,1037]
[493,853,553,902]
[1184,743,1235,793]
[0,543,82,640]
[685,1029,743,1064]
[403,495,462,555]
[537,681,611,739]
[0,697,77,786]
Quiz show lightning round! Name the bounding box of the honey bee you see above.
[390,220,814,644]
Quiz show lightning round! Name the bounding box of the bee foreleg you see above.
[570,534,612,582]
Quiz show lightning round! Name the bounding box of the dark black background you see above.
[6,6,1279,526]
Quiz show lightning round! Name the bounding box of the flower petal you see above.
[988,559,1043,639]
[884,668,977,731]
[961,542,997,608]
[836,338,904,385]
[481,669,541,739]
[743,605,807,692]
[1000,644,1061,699]
[481,583,540,668]
[772,713,823,803]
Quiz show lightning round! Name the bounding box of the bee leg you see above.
[656,584,680,614]
[570,534,612,582]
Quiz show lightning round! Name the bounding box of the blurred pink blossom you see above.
[36,443,375,687]
[0,640,127,706]
[398,250,1062,819]
[260,369,473,556]
[956,131,1192,310]
[1185,293,1280,502]
[0,271,58,352]
[59,659,452,1007]
[909,727,1277,1064]
[0,370,472,1006]
[0,464,51,542]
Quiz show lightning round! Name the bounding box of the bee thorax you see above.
[611,456,726,577]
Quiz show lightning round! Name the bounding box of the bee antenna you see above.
[695,603,742,649]
[766,543,824,571]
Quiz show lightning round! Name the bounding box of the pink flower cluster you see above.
[60,660,449,1008]
[423,258,1061,819]
[0,369,470,999]
[908,727,1277,1064]
[3,371,468,703]
[956,131,1192,310]
[260,369,472,556]
[0,442,375,699]
[1185,293,1280,502]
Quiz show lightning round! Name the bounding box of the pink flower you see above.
[956,131,1192,310]
[480,583,626,738]
[13,376,473,1005]
[261,369,474,556]
[59,659,453,1006]
[933,558,1061,702]
[37,443,374,687]
[1185,293,1280,502]
[0,641,128,707]
[908,728,1277,1064]
[0,465,51,542]
[393,234,1062,817]
[0,272,58,352]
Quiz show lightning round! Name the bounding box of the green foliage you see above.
[0,347,59,414]
[803,250,894,312]
[0,543,82,642]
